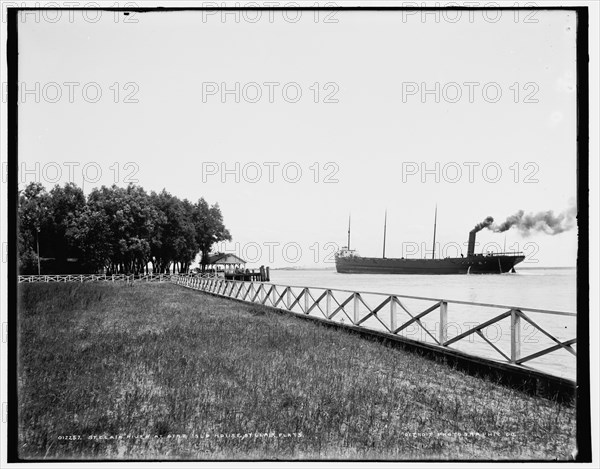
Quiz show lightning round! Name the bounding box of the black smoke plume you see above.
[492,205,576,236]
[471,216,494,233]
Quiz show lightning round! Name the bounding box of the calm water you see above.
[268,268,578,379]
[270,268,576,312]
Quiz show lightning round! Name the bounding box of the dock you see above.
[224,266,270,282]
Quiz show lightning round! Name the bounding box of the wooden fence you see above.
[16,272,577,382]
[18,273,220,283]
[173,274,577,381]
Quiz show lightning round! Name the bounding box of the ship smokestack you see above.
[468,216,494,256]
[468,231,476,256]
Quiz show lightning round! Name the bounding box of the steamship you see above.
[335,210,525,275]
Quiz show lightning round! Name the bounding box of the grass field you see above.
[17,282,577,460]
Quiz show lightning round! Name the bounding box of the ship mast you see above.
[347,213,351,250]
[382,209,387,259]
[432,205,438,259]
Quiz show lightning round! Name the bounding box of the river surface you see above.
[267,268,578,380]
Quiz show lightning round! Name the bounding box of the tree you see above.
[193,198,232,271]
[149,190,198,273]
[18,183,50,274]
[45,183,86,270]
[69,204,113,273]
[17,182,232,275]
[85,184,162,274]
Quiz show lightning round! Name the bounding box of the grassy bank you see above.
[18,282,576,460]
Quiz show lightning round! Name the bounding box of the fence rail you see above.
[173,274,577,380]
[17,272,577,381]
[18,273,221,283]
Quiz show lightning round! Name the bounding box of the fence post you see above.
[326,290,332,318]
[286,287,292,309]
[439,301,448,345]
[304,288,310,314]
[390,296,397,333]
[353,293,360,324]
[511,309,521,363]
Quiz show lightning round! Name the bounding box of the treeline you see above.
[18,182,231,275]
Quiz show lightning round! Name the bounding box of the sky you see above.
[15,7,579,267]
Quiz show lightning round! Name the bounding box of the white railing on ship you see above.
[18,273,221,283]
[173,274,577,380]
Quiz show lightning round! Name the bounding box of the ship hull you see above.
[335,254,525,274]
